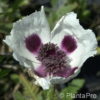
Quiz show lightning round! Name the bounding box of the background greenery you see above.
[0,0,100,100]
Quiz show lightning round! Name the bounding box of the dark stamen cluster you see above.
[37,43,69,74]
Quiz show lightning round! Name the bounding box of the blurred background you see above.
[0,0,100,100]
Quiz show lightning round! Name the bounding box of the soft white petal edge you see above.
[33,69,80,90]
[33,12,97,90]
[51,12,97,68]
[34,75,51,90]
[3,6,50,68]
[13,52,40,69]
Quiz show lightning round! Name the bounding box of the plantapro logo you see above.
[60,93,97,99]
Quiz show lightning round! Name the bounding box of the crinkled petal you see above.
[50,68,81,84]
[34,75,51,90]
[13,52,41,69]
[34,12,97,89]
[33,12,97,89]
[34,68,80,90]
[4,6,50,68]
[51,12,97,68]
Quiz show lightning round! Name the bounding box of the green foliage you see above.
[0,0,30,34]
[47,0,91,29]
[18,74,39,100]
[97,47,100,55]
[56,2,78,20]
[11,74,20,83]
[0,69,11,78]
[0,23,12,34]
[13,91,25,100]
[47,0,78,29]
[0,55,5,63]
[48,2,78,29]
[97,36,100,41]
[13,76,85,100]
[97,37,100,55]
[68,0,91,21]
[51,0,58,7]
[60,79,85,100]
[41,87,59,100]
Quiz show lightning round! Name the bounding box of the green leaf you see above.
[47,88,58,100]
[97,36,100,41]
[48,3,78,29]
[56,3,78,19]
[0,55,5,63]
[0,23,12,34]
[18,74,39,100]
[11,74,19,83]
[0,69,11,78]
[51,0,58,7]
[41,87,58,100]
[60,79,85,100]
[10,0,29,12]
[97,47,100,55]
[48,12,58,29]
[13,91,25,100]
[82,10,90,17]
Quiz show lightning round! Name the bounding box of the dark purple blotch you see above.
[25,34,42,53]
[61,35,77,53]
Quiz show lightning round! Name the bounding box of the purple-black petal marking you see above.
[61,35,77,53]
[34,42,77,78]
[25,34,42,53]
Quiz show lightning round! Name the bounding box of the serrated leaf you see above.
[60,79,85,100]
[48,3,78,29]
[19,74,39,100]
[47,88,56,100]
[13,91,25,100]
[56,3,78,19]
[41,87,59,100]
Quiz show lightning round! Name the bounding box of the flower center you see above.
[37,43,70,75]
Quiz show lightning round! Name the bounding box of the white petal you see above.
[50,69,80,84]
[51,12,97,68]
[3,6,50,68]
[13,52,40,69]
[34,68,80,89]
[34,75,51,90]
[32,12,97,89]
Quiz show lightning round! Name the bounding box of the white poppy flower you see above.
[3,6,97,90]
